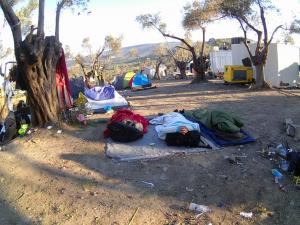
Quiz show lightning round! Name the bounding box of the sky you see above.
[1,0,300,55]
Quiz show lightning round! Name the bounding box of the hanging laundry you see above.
[56,49,73,110]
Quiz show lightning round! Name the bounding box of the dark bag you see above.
[107,121,143,142]
[287,152,300,176]
[165,131,200,147]
[0,112,17,144]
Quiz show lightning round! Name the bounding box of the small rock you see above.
[0,177,4,183]
[162,166,168,172]
[47,126,53,130]
[90,191,97,196]
[160,173,167,180]
[219,175,228,179]
[57,130,62,134]
[186,187,194,192]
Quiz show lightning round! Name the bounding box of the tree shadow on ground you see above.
[1,80,300,224]
[0,192,32,225]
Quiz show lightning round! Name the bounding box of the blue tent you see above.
[131,72,151,88]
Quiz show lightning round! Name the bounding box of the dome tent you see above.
[130,72,151,89]
[112,71,155,91]
[123,71,135,89]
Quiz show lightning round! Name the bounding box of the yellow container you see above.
[224,66,253,83]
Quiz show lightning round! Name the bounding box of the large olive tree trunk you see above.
[254,64,265,88]
[20,35,61,125]
[0,0,61,126]
[191,27,206,83]
[175,61,187,79]
[154,60,162,80]
[192,57,206,83]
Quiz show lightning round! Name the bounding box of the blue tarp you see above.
[70,77,85,99]
[84,85,115,101]
[183,114,256,147]
[112,75,124,90]
[198,123,256,147]
[132,72,151,88]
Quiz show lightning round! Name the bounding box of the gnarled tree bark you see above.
[1,0,62,126]
[175,61,187,79]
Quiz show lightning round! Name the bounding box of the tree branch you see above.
[37,0,45,37]
[55,1,65,41]
[92,46,106,71]
[262,25,284,55]
[200,27,205,59]
[0,0,22,49]
[150,21,194,51]
[79,63,87,77]
[258,1,268,47]
[175,46,190,51]
[237,18,253,60]
[238,14,261,35]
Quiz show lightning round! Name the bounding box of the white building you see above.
[231,43,300,87]
[210,50,232,73]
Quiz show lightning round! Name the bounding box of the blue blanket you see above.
[198,123,256,147]
[84,85,115,101]
[183,114,255,147]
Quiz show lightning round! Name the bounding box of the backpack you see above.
[107,121,143,142]
[0,112,17,144]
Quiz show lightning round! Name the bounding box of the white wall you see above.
[231,44,251,66]
[277,44,300,86]
[231,43,300,87]
[210,50,232,73]
[263,43,278,86]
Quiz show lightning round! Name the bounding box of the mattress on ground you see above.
[86,91,128,112]
[105,125,213,161]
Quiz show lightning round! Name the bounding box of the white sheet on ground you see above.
[86,90,128,110]
[105,125,217,162]
[149,112,200,140]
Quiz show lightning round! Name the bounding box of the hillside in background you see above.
[66,38,234,69]
[66,42,179,68]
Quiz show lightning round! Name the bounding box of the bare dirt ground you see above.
[0,79,300,225]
